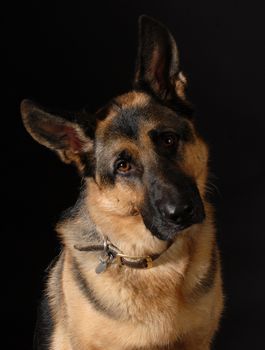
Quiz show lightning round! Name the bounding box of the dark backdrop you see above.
[3,1,265,349]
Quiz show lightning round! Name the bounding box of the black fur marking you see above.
[148,122,193,161]
[175,121,194,142]
[105,107,142,140]
[71,257,120,319]
[81,152,95,177]
[148,129,179,159]
[99,169,116,186]
[190,247,218,300]
[149,123,193,141]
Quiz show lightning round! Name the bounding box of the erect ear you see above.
[134,15,187,103]
[21,99,94,175]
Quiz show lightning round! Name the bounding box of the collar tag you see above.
[95,252,114,274]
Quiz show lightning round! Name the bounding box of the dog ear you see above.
[134,15,187,103]
[21,99,94,174]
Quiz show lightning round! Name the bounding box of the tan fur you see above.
[174,72,188,100]
[180,127,209,197]
[115,91,151,108]
[49,211,223,350]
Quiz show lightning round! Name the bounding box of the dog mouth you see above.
[143,217,196,241]
[140,206,205,241]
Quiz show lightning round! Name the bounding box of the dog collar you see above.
[74,237,172,274]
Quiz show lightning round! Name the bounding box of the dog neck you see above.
[73,235,173,273]
[56,191,201,275]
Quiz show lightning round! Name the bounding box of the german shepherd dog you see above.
[21,15,223,350]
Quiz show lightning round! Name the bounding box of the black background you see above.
[3,1,265,349]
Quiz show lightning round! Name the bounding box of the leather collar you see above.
[74,237,172,274]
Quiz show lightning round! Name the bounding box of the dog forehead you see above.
[115,91,151,108]
[96,91,180,142]
[96,92,149,139]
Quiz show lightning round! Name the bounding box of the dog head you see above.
[21,16,208,244]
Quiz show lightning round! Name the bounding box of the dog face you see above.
[21,16,208,242]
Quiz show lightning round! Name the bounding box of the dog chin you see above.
[145,221,193,241]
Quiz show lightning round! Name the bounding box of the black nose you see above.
[160,203,194,224]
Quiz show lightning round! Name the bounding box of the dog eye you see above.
[116,160,131,173]
[160,132,178,147]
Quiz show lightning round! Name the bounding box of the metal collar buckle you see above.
[145,256,153,269]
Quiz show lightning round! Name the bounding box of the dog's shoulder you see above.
[33,253,64,350]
